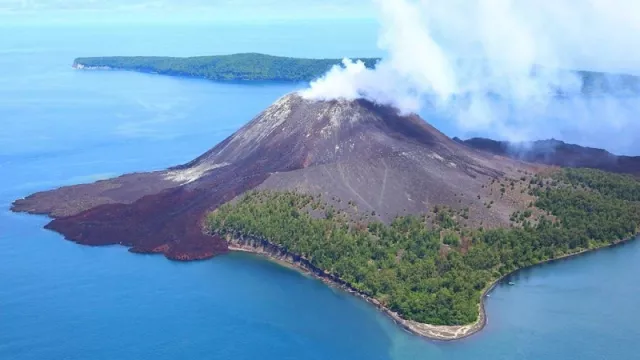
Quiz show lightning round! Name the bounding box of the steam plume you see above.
[300,0,640,152]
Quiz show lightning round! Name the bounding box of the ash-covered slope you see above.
[12,93,534,260]
[456,137,640,176]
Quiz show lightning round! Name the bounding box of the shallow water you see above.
[1,23,640,360]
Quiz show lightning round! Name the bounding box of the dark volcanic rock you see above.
[12,93,535,260]
[11,172,176,218]
[455,137,640,176]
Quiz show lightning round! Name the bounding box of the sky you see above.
[0,0,375,25]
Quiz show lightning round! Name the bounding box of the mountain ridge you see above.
[455,137,640,176]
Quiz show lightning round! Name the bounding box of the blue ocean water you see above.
[1,23,640,360]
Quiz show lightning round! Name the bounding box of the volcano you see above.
[12,93,537,260]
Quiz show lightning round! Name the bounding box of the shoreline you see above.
[223,231,638,342]
[224,232,484,341]
[72,62,309,86]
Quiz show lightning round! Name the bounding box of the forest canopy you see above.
[206,168,640,326]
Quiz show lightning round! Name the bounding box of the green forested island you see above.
[73,53,379,82]
[73,53,640,93]
[206,168,640,326]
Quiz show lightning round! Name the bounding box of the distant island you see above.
[12,93,640,340]
[73,53,640,95]
[73,53,379,82]
[455,137,640,176]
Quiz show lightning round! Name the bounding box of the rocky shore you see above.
[219,231,486,341]
[72,62,112,70]
[218,229,639,341]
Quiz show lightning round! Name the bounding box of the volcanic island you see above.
[12,92,640,340]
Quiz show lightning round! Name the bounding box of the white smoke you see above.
[300,0,640,151]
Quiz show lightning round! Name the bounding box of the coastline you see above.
[72,61,308,85]
[223,232,484,341]
[223,231,639,342]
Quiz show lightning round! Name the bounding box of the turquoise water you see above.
[1,23,640,360]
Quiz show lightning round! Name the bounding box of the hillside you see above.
[207,168,640,330]
[72,53,379,82]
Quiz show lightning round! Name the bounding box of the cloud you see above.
[301,0,640,151]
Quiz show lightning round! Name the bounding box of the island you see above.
[455,137,640,176]
[72,53,379,82]
[12,93,640,340]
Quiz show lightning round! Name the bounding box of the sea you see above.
[1,22,639,360]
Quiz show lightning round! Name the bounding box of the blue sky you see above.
[0,0,375,25]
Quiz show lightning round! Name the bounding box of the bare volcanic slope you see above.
[12,93,535,260]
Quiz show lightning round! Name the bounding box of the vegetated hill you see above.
[455,137,640,176]
[206,169,640,327]
[72,53,379,82]
[12,93,534,260]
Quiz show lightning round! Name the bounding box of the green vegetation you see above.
[205,168,640,326]
[73,53,379,82]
